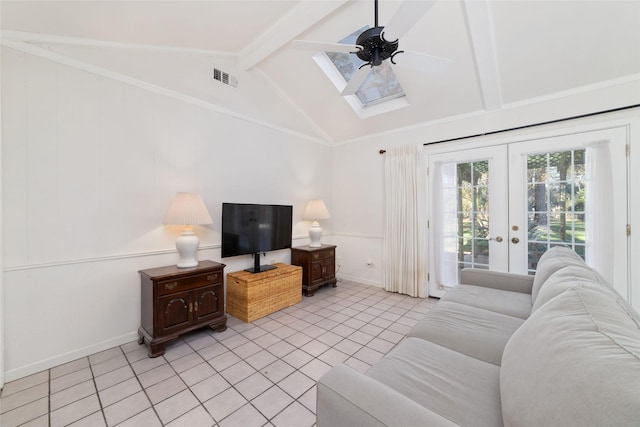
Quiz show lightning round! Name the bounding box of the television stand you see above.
[244,252,277,273]
[227,263,302,322]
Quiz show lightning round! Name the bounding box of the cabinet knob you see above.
[207,274,217,282]
[164,282,178,291]
[189,303,193,313]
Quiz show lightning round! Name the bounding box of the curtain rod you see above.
[379,104,640,153]
[423,104,640,146]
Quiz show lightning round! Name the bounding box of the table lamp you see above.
[163,192,213,268]
[303,199,331,247]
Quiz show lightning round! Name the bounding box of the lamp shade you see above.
[303,199,331,220]
[163,192,212,226]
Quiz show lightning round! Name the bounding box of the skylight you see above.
[325,26,406,108]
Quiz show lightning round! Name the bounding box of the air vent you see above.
[213,68,238,88]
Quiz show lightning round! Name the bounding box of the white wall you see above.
[331,83,640,308]
[1,47,331,381]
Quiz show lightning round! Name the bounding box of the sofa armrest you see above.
[317,364,458,427]
[460,268,533,294]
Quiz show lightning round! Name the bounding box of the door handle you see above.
[489,236,503,242]
[511,237,520,244]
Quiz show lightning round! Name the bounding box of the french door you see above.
[428,126,629,299]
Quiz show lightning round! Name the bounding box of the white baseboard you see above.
[336,274,382,288]
[4,331,139,383]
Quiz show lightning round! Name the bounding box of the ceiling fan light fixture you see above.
[355,26,399,67]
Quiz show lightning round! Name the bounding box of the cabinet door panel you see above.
[324,259,335,279]
[311,261,324,284]
[194,285,223,323]
[158,292,191,335]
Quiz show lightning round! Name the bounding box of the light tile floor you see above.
[0,280,437,427]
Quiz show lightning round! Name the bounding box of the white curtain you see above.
[432,162,460,289]
[383,145,428,297]
[585,141,614,284]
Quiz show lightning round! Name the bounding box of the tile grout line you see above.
[88,354,110,427]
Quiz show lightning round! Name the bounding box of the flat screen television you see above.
[221,203,293,273]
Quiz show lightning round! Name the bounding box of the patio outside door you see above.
[429,126,628,298]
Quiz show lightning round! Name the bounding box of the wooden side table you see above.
[291,244,337,296]
[138,260,226,357]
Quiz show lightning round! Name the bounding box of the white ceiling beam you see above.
[1,30,236,57]
[463,0,502,111]
[238,0,349,71]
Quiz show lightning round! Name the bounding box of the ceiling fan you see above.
[292,0,451,96]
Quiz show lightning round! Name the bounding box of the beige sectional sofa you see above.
[317,247,640,426]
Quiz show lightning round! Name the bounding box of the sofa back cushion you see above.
[531,265,610,312]
[531,247,585,302]
[500,287,640,427]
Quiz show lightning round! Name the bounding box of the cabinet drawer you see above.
[157,271,222,296]
[311,249,334,261]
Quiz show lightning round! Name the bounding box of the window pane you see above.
[528,242,548,271]
[474,239,489,264]
[548,151,572,174]
[549,183,573,211]
[476,214,489,237]
[528,213,548,241]
[528,183,547,212]
[527,154,548,182]
[475,186,489,211]
[473,161,489,185]
[574,213,586,243]
[457,163,471,186]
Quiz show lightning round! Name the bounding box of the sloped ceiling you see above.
[2,0,639,144]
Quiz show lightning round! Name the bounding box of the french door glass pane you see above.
[526,149,586,273]
[452,160,490,273]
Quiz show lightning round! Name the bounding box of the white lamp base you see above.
[175,227,200,268]
[308,221,323,248]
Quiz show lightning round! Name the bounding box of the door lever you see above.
[489,236,503,242]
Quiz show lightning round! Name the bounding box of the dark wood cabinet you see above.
[138,260,226,357]
[291,245,337,296]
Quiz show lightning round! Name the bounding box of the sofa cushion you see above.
[500,287,640,427]
[531,265,612,312]
[531,246,585,302]
[367,337,503,427]
[408,301,524,365]
[317,364,459,427]
[440,285,532,319]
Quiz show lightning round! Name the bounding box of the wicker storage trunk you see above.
[226,263,302,322]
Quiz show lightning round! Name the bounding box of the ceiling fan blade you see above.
[291,40,362,54]
[382,0,438,42]
[341,65,371,96]
[393,50,451,74]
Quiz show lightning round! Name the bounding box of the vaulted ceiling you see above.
[2,0,639,144]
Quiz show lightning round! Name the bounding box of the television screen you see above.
[221,203,293,259]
